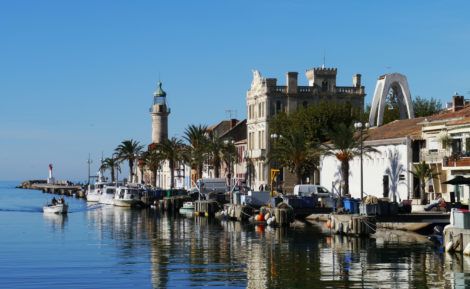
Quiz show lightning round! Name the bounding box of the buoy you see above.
[258,213,264,222]
[445,241,454,253]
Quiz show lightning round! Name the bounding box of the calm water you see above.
[0,181,469,289]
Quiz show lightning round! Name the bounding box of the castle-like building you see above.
[246,67,365,191]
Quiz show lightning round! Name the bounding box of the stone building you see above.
[246,67,365,191]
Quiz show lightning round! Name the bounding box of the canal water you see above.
[0,181,469,289]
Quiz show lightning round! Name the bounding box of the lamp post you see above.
[354,122,369,200]
[270,133,281,197]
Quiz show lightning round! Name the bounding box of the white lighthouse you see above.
[150,82,170,144]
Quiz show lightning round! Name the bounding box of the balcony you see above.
[245,149,266,159]
[420,149,447,164]
[443,154,470,169]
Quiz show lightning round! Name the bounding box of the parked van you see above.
[293,184,333,198]
[192,178,228,195]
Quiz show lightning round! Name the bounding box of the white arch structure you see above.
[368,73,414,127]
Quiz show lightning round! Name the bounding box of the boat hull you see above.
[113,199,139,207]
[43,204,68,214]
[86,193,100,202]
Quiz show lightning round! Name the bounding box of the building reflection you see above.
[85,208,456,289]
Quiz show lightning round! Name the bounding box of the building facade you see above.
[246,67,365,191]
[321,94,470,204]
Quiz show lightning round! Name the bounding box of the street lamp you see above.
[270,133,282,197]
[354,122,369,200]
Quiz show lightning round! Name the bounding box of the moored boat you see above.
[86,167,110,202]
[113,185,142,207]
[98,185,117,205]
[179,201,195,215]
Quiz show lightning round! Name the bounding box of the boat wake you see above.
[0,207,43,213]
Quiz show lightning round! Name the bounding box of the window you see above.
[258,131,262,149]
[276,101,282,114]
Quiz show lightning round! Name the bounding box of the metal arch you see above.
[368,73,415,127]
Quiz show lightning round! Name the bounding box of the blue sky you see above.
[1,0,469,181]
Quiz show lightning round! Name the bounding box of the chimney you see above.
[286,72,298,94]
[353,74,362,88]
[230,119,238,128]
[453,94,464,112]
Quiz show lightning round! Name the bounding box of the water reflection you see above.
[84,207,455,289]
[43,213,68,231]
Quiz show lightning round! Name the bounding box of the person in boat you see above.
[51,197,57,205]
[58,197,64,204]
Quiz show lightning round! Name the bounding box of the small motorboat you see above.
[179,201,195,216]
[43,201,68,214]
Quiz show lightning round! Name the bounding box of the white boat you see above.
[43,203,68,214]
[99,185,117,205]
[86,169,110,202]
[179,201,195,215]
[113,185,142,207]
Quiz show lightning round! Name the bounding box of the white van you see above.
[193,178,228,194]
[293,185,332,198]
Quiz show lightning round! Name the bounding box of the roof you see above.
[426,105,470,122]
[366,117,425,141]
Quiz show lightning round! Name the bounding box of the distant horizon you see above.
[1,1,470,179]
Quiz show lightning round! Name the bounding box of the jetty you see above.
[18,180,85,198]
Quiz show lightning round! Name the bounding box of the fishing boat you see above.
[43,201,68,214]
[179,201,195,215]
[98,185,117,205]
[86,170,109,202]
[113,185,142,207]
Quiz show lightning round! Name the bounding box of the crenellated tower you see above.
[150,81,170,144]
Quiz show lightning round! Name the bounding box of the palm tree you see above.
[269,126,321,184]
[410,161,436,204]
[208,133,224,178]
[115,139,144,183]
[143,149,164,187]
[184,124,208,180]
[221,140,238,179]
[156,137,184,189]
[324,123,377,196]
[100,157,121,183]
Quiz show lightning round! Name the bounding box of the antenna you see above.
[322,50,326,68]
[225,109,237,119]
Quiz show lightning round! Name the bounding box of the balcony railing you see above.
[245,149,266,159]
[443,153,470,168]
[420,149,447,164]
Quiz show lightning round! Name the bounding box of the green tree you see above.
[413,96,442,117]
[207,132,224,178]
[142,149,164,187]
[184,124,208,180]
[156,137,185,189]
[410,161,436,204]
[100,157,121,183]
[115,139,144,183]
[324,123,377,196]
[269,125,321,184]
[221,140,238,179]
